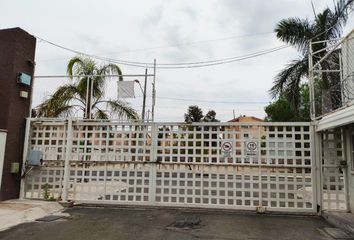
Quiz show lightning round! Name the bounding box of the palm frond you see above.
[329,0,354,38]
[94,109,109,119]
[102,99,139,120]
[275,17,315,54]
[67,56,85,79]
[99,63,123,81]
[36,84,80,117]
[270,57,308,106]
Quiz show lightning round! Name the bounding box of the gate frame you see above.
[20,118,320,213]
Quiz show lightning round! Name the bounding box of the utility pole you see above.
[151,59,156,122]
[142,68,148,122]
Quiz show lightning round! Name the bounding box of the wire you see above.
[108,45,287,68]
[150,46,288,69]
[35,35,288,69]
[92,32,274,55]
[37,31,273,61]
[134,96,268,104]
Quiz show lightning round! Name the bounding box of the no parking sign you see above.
[221,141,232,152]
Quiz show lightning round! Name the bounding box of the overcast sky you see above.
[1,0,353,122]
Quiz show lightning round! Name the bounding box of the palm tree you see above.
[35,56,139,120]
[270,0,354,110]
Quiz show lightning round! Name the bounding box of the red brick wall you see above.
[0,28,36,200]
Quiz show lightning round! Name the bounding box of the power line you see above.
[37,31,273,61]
[35,35,288,69]
[150,46,288,69]
[90,32,275,56]
[135,96,269,104]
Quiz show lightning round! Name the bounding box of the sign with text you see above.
[245,141,258,156]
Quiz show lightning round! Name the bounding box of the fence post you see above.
[311,124,322,214]
[148,123,158,204]
[62,118,73,202]
[19,118,32,199]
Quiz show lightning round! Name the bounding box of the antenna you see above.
[311,0,317,18]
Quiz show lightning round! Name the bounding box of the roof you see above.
[228,116,264,123]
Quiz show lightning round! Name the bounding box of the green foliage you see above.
[270,0,354,110]
[265,84,311,122]
[265,98,298,122]
[43,183,51,200]
[297,84,311,121]
[203,110,220,122]
[185,105,204,123]
[35,56,139,120]
[184,106,219,123]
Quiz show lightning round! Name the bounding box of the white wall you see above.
[0,131,7,194]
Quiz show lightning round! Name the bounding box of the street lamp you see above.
[134,69,148,122]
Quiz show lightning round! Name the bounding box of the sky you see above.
[0,0,354,122]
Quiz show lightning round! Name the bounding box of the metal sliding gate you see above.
[22,119,318,212]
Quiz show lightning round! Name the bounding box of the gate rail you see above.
[21,118,319,212]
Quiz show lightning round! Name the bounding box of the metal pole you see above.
[151,59,156,122]
[308,41,316,120]
[85,77,89,119]
[89,76,94,119]
[142,68,148,122]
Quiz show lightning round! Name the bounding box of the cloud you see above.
[1,0,352,121]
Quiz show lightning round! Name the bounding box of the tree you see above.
[270,0,354,110]
[203,110,220,122]
[35,56,139,120]
[265,98,298,122]
[265,84,311,122]
[184,106,220,123]
[184,105,204,123]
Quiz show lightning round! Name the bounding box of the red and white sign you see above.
[221,142,232,152]
[245,141,258,155]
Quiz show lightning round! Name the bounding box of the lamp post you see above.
[134,68,148,122]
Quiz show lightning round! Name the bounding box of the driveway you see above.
[0,206,334,240]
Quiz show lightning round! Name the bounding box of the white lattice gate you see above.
[21,119,319,212]
[320,129,347,211]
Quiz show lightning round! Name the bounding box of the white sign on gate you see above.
[245,141,258,156]
[221,141,232,157]
[221,141,232,152]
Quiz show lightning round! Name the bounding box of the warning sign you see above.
[245,141,258,155]
[221,142,232,152]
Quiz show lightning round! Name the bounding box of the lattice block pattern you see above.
[71,123,152,162]
[24,165,64,199]
[321,130,347,210]
[155,124,311,167]
[322,167,346,210]
[155,165,313,210]
[67,163,150,202]
[29,123,67,161]
[24,120,316,212]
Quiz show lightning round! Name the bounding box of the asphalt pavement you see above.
[0,206,335,240]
